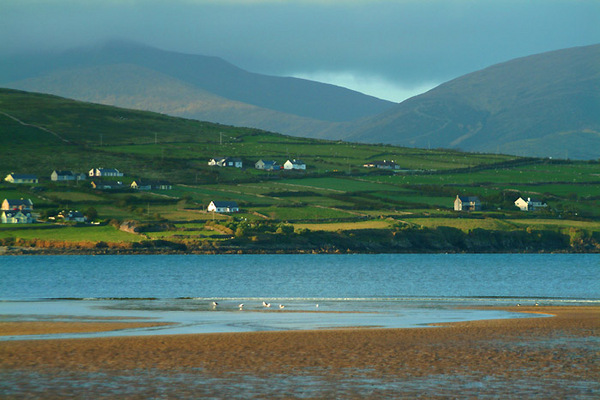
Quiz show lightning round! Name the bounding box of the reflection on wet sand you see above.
[1,306,598,399]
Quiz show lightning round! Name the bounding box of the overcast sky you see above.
[2,0,599,102]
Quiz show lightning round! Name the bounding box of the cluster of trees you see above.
[212,219,295,238]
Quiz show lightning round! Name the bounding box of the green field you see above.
[1,88,599,251]
[0,224,140,242]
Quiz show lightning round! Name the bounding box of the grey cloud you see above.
[2,0,599,93]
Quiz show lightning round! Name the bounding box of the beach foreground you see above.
[1,306,598,398]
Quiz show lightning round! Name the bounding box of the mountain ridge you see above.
[2,42,599,159]
[338,44,600,159]
[0,41,393,128]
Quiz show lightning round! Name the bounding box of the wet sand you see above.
[0,321,172,337]
[1,306,598,398]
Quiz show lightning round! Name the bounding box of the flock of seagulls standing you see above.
[209,301,320,310]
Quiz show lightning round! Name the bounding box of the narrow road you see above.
[0,110,71,143]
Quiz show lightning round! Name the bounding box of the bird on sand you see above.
[279,304,285,309]
[239,303,244,310]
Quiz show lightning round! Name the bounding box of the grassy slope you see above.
[1,88,599,251]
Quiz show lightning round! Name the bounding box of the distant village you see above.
[1,158,547,224]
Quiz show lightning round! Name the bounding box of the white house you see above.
[207,201,240,213]
[454,195,482,211]
[51,170,86,181]
[208,157,242,168]
[515,197,547,211]
[4,173,38,184]
[1,209,34,224]
[89,168,124,177]
[283,159,306,170]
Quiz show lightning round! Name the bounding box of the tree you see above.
[84,207,98,221]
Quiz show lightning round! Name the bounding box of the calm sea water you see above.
[1,253,598,301]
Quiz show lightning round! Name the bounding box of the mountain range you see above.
[0,41,392,139]
[1,42,599,159]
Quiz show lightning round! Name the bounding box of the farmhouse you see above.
[363,160,401,170]
[515,197,547,211]
[208,157,243,168]
[131,180,173,190]
[1,209,34,224]
[89,168,124,177]
[454,195,482,211]
[2,198,34,223]
[284,159,306,170]
[207,201,240,213]
[51,170,86,181]
[2,198,33,211]
[90,180,126,190]
[4,173,38,184]
[58,210,87,222]
[255,160,279,171]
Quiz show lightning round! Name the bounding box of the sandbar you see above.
[1,306,598,398]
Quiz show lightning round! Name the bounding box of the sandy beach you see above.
[1,306,598,398]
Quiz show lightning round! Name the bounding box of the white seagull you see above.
[238,303,244,310]
[262,301,271,308]
[279,304,285,309]
[212,301,218,307]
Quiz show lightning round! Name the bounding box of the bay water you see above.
[0,253,598,338]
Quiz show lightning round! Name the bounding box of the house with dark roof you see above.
[2,198,33,211]
[363,160,401,170]
[1,209,34,224]
[58,210,87,223]
[4,173,38,184]
[88,168,124,177]
[514,197,547,211]
[255,160,279,171]
[208,157,243,168]
[207,201,240,213]
[131,179,173,190]
[90,180,127,190]
[51,170,87,181]
[283,159,306,170]
[454,195,482,211]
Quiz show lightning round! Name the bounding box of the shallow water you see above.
[1,298,545,340]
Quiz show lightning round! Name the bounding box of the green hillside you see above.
[341,44,600,159]
[1,88,599,254]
